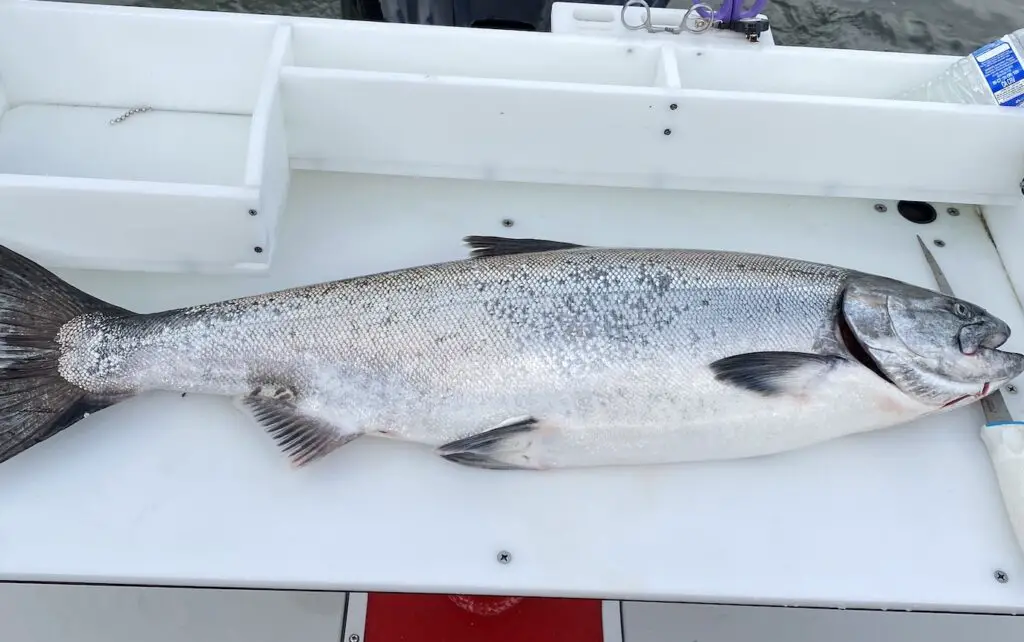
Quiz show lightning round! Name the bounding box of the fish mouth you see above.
[940,382,992,409]
[958,322,1009,355]
[837,309,896,387]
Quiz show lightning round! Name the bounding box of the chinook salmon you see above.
[0,235,1021,470]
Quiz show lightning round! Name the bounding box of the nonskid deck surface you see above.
[4,583,1024,642]
[0,171,1022,613]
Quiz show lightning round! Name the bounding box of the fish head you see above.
[839,275,1024,408]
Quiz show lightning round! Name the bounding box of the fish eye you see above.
[953,302,970,318]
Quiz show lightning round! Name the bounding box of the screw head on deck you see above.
[933,239,946,247]
[663,128,672,136]
[501,218,514,228]
[497,550,512,564]
[874,203,887,213]
[995,569,1009,583]
[348,634,360,642]
[248,209,258,216]
[1008,384,1018,394]
[946,207,960,216]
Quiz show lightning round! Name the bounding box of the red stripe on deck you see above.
[365,592,605,642]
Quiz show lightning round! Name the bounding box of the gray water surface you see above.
[129,0,1024,55]
[768,0,1024,54]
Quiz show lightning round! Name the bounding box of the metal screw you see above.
[874,203,887,212]
[663,128,672,135]
[1007,384,1018,394]
[501,218,514,228]
[248,209,258,216]
[497,550,512,564]
[348,635,360,642]
[669,103,678,110]
[947,207,960,216]
[254,246,264,254]
[995,569,1009,583]
[933,239,946,247]
[1019,178,1024,196]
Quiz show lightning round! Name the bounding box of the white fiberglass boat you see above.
[1,0,1024,639]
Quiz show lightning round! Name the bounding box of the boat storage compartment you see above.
[0,2,291,273]
[282,17,1024,208]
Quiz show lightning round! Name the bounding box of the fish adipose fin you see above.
[463,236,585,259]
[436,415,545,470]
[709,351,846,397]
[0,244,136,465]
[236,385,358,467]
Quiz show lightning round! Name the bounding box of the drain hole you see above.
[896,200,937,224]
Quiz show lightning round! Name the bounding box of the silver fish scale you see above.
[57,247,853,455]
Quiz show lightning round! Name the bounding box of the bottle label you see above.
[971,37,1024,107]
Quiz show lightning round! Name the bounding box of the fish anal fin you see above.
[463,236,586,259]
[236,386,357,467]
[436,416,546,470]
[709,351,846,397]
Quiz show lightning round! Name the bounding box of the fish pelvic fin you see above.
[436,415,547,470]
[0,244,136,466]
[463,235,586,259]
[236,385,359,467]
[709,351,847,397]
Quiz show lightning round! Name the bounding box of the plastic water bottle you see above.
[897,28,1024,106]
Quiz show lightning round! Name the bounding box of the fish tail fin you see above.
[0,244,135,465]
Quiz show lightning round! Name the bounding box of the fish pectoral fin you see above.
[463,235,586,259]
[436,415,546,470]
[709,351,847,397]
[236,386,358,467]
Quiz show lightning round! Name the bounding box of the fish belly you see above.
[362,350,930,469]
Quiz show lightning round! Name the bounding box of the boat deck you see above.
[4,1,1024,637]
[1,170,1022,614]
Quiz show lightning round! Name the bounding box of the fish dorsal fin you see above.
[463,235,586,259]
[236,385,358,467]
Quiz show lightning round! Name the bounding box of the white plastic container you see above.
[898,29,1024,106]
[0,2,292,274]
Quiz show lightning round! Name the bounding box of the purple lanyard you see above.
[693,0,767,23]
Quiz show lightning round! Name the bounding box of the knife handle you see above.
[980,421,1024,557]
